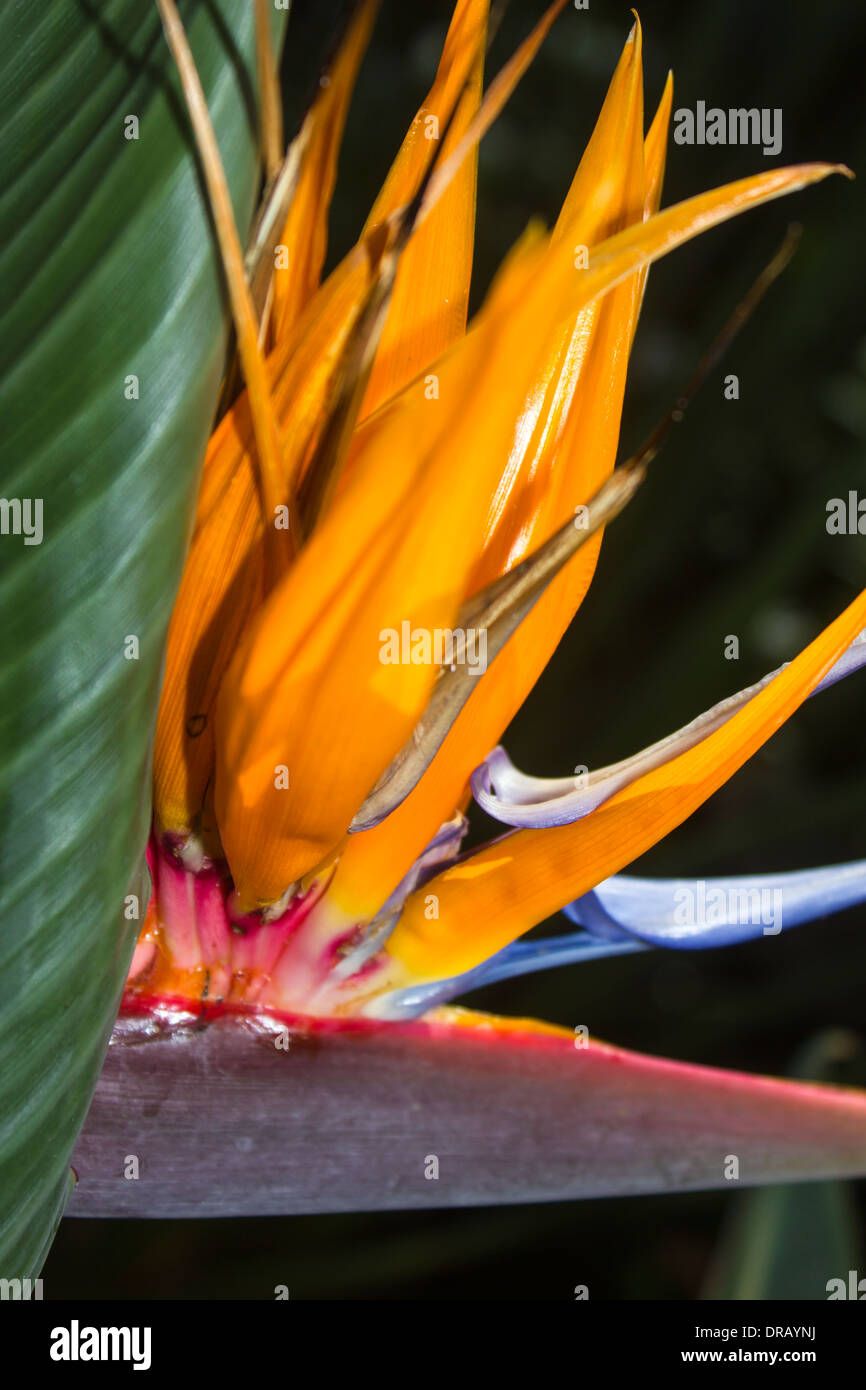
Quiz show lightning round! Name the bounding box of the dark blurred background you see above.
[47,0,866,1297]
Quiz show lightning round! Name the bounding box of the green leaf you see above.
[0,0,283,1276]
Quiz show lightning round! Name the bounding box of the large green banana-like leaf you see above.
[0,0,281,1277]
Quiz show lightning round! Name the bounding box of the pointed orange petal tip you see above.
[359,0,490,414]
[387,587,866,981]
[270,0,379,342]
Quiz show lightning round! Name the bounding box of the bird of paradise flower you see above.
[90,0,866,1212]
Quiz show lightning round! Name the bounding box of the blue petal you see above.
[564,860,866,949]
[373,934,647,1020]
[371,860,866,1019]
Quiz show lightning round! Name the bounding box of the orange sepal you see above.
[388,588,866,980]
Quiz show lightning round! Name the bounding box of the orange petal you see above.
[211,7,589,907]
[153,459,265,842]
[359,0,489,415]
[472,17,647,587]
[644,70,674,217]
[327,37,660,923]
[210,233,550,904]
[326,158,846,927]
[152,242,387,838]
[270,0,379,342]
[152,0,522,843]
[387,587,866,980]
[353,0,570,425]
[213,315,511,906]
[212,38,844,906]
